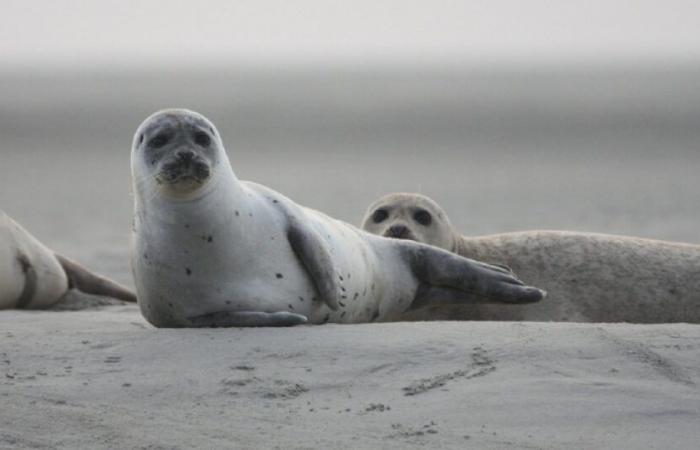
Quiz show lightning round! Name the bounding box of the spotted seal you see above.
[130,110,545,327]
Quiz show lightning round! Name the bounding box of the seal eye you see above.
[148,133,169,149]
[194,131,211,147]
[372,209,388,223]
[413,210,432,226]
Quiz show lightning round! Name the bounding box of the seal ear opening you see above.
[55,254,137,303]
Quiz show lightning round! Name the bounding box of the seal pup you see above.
[130,110,545,328]
[362,192,700,323]
[0,211,137,309]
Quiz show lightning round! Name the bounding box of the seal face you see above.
[133,111,220,200]
[362,193,457,252]
[131,110,545,328]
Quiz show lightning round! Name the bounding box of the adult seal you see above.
[0,211,137,309]
[130,110,545,328]
[361,192,700,323]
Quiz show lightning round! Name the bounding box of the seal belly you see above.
[133,208,320,327]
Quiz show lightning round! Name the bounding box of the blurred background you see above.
[1,0,699,286]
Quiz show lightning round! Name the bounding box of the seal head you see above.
[361,193,458,252]
[132,109,222,200]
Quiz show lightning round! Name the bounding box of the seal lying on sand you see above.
[130,110,545,328]
[361,192,700,323]
[0,211,136,309]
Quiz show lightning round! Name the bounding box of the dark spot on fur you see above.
[340,311,346,318]
[371,283,375,291]
[168,302,173,308]
[185,224,190,229]
[339,302,346,307]
[339,275,344,281]
[276,273,283,279]
[353,292,359,300]
[669,288,678,296]
[138,134,144,144]
[185,268,192,276]
[347,273,351,279]
[341,295,347,300]
[207,235,213,243]
[299,296,305,302]
[143,253,148,260]
[371,310,380,322]
[322,314,330,324]
[288,304,294,310]
[235,210,240,216]
[362,288,367,296]
[249,213,253,217]
[225,300,231,305]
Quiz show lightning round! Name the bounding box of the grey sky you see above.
[2,0,700,68]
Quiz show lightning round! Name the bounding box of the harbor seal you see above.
[361,192,700,323]
[0,211,137,309]
[130,110,545,327]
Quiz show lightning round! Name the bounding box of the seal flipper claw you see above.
[287,222,341,311]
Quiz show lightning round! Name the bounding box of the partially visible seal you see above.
[0,211,137,309]
[362,192,700,323]
[130,110,545,328]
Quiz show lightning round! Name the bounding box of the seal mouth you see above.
[187,311,308,328]
[159,160,211,184]
[383,226,416,241]
[155,153,212,195]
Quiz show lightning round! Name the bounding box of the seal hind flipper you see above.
[406,243,546,306]
[287,222,341,311]
[55,254,137,303]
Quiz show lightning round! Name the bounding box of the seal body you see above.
[0,211,136,309]
[362,193,700,323]
[131,110,544,328]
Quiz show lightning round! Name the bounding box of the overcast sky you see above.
[2,0,700,69]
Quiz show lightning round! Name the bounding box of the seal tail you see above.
[55,254,137,303]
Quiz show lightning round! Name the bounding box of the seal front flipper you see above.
[287,221,342,311]
[55,254,137,303]
[188,311,308,327]
[406,243,546,306]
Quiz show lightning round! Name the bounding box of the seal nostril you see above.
[388,225,410,238]
[177,151,195,162]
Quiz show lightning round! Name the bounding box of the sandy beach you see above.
[2,307,699,449]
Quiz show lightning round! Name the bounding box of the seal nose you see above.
[176,150,195,163]
[387,224,410,238]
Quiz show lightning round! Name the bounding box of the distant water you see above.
[1,65,699,286]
